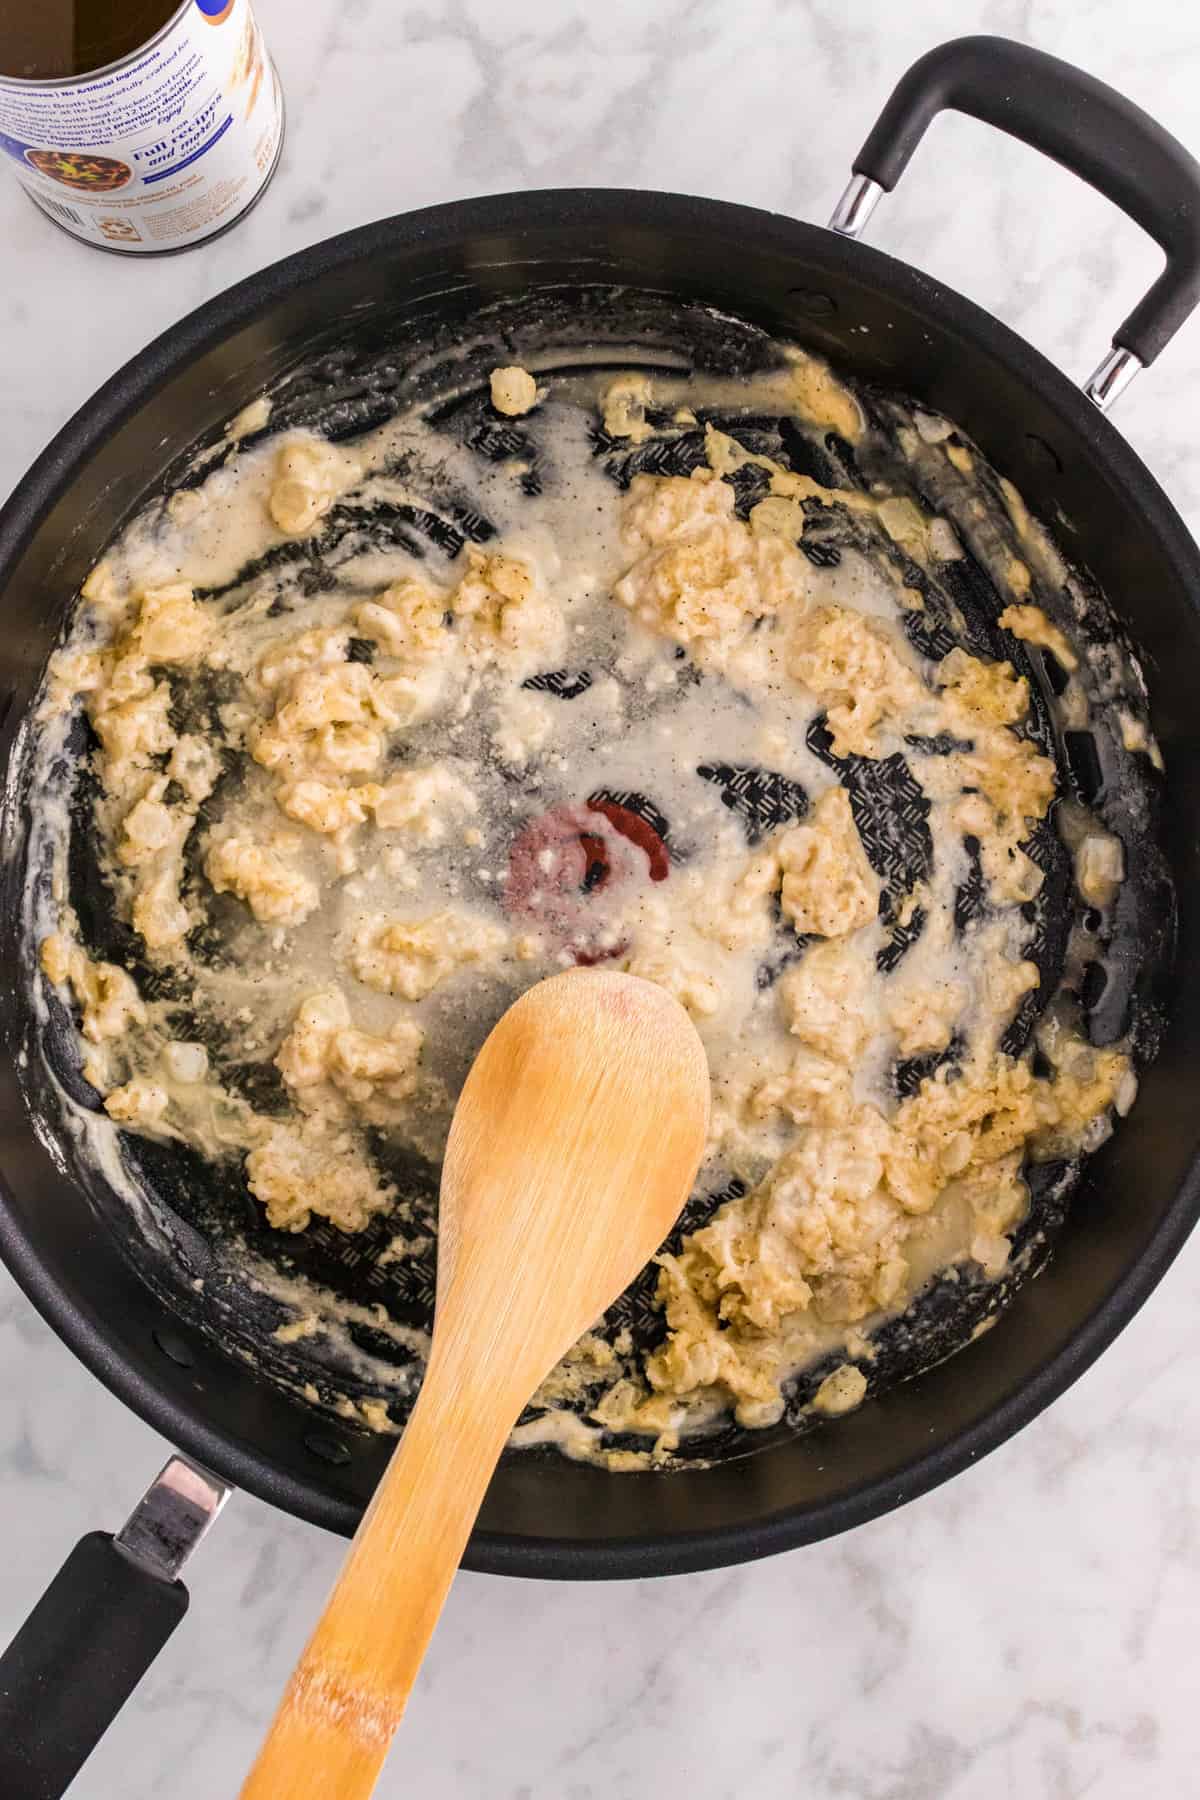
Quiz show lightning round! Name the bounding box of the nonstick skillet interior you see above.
[22,281,1175,1461]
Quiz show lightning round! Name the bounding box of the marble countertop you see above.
[3,2,1200,1794]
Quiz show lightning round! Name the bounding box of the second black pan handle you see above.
[0,1455,230,1799]
[843,34,1200,369]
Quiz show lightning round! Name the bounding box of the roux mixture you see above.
[31,344,1148,1463]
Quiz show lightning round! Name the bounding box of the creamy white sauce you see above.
[21,348,1149,1463]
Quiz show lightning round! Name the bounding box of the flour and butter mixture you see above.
[31,340,1156,1464]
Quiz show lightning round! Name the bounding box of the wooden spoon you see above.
[241,968,709,1799]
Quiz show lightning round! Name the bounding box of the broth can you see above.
[0,0,283,254]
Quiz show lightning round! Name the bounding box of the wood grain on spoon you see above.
[241,968,710,1799]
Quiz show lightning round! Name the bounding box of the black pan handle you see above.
[0,1456,230,1799]
[835,35,1200,390]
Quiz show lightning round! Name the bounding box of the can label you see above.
[0,0,282,252]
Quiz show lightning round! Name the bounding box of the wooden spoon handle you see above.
[241,1356,514,1800]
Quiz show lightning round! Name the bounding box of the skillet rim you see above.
[2,186,1198,1577]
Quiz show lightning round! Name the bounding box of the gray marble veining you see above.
[2,2,1199,1794]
